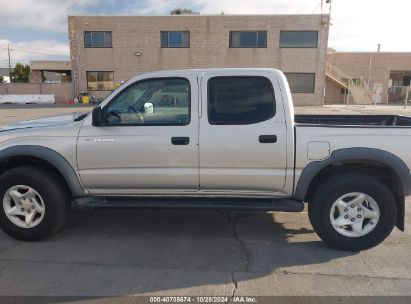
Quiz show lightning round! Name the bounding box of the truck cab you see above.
[78,68,293,197]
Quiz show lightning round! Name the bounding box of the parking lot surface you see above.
[0,208,410,297]
[0,104,410,298]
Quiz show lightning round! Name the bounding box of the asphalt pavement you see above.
[0,208,410,297]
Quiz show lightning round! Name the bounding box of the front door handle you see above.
[259,135,277,143]
[171,137,190,145]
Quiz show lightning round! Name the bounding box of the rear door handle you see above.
[259,135,277,143]
[171,137,190,145]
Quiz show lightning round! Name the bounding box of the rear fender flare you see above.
[294,147,411,200]
[294,148,411,231]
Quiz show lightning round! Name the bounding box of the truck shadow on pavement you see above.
[0,209,355,296]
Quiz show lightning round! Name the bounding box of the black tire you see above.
[0,166,69,241]
[308,172,397,251]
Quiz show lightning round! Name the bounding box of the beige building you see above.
[68,14,330,105]
[325,52,411,105]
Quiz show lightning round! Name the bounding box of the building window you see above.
[208,76,275,125]
[160,31,190,48]
[84,31,112,48]
[284,73,315,93]
[230,31,267,48]
[280,31,318,48]
[87,71,114,91]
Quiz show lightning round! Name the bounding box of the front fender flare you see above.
[0,145,85,198]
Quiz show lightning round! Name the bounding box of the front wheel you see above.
[0,166,68,241]
[308,173,397,251]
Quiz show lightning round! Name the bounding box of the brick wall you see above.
[68,14,330,106]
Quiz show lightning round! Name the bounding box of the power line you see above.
[1,47,68,57]
[10,48,68,57]
[312,1,321,14]
[1,45,68,78]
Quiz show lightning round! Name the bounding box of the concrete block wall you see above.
[324,79,345,104]
[68,14,330,106]
[0,83,73,103]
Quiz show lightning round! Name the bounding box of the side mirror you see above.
[144,102,154,115]
[92,106,103,126]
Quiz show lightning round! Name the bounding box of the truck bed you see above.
[295,115,411,127]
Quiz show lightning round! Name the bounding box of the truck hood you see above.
[0,113,88,132]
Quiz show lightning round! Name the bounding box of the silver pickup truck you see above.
[1,68,410,251]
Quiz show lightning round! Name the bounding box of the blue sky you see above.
[1,0,411,66]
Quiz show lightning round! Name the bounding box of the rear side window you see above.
[208,77,275,125]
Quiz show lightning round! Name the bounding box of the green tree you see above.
[11,63,30,82]
[170,8,193,15]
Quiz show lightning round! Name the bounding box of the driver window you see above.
[104,78,190,126]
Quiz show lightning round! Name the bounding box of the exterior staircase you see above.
[326,62,373,105]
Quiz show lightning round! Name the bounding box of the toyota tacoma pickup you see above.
[0,68,410,251]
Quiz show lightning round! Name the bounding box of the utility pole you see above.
[7,44,12,82]
[367,52,373,87]
[326,0,332,15]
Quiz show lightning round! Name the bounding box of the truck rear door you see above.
[199,70,287,195]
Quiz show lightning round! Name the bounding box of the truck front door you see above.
[199,71,287,195]
[77,76,199,195]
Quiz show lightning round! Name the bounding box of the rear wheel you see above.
[0,166,68,241]
[308,173,397,251]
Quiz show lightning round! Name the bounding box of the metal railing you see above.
[326,62,351,87]
[326,63,373,106]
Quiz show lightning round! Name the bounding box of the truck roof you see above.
[136,68,283,78]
